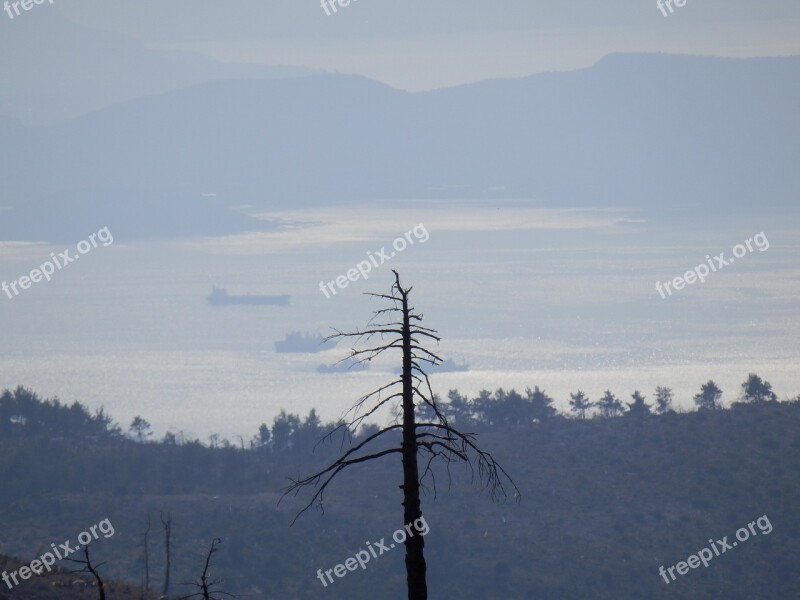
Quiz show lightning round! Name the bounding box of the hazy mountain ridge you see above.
[0,6,318,125]
[1,53,798,242]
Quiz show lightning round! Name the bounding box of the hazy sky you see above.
[51,1,800,90]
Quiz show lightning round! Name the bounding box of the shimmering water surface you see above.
[2,201,798,440]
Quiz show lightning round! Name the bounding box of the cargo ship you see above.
[394,357,469,374]
[275,331,338,353]
[206,286,290,307]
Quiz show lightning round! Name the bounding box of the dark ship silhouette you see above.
[393,357,469,374]
[275,331,338,353]
[207,286,290,307]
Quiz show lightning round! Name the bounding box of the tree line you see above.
[0,372,794,451]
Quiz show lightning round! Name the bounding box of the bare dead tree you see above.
[65,545,106,600]
[160,511,172,596]
[180,538,234,600]
[282,270,519,600]
[140,513,151,599]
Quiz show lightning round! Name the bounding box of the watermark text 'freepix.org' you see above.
[4,0,55,20]
[2,518,115,590]
[2,226,114,301]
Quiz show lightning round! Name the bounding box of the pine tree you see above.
[694,380,723,411]
[626,390,652,417]
[569,390,592,419]
[740,373,777,403]
[596,390,624,418]
[654,386,674,415]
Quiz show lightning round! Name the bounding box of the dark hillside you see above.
[1,388,798,598]
[0,553,164,600]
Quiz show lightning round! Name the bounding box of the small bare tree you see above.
[283,271,518,600]
[65,545,106,600]
[140,513,151,599]
[180,538,234,600]
[160,511,172,596]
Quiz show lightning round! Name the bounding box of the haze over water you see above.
[2,200,797,440]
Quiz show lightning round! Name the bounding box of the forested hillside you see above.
[1,385,798,599]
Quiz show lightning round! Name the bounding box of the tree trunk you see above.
[162,514,172,596]
[401,289,427,600]
[143,515,150,597]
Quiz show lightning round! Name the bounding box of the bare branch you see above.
[180,538,235,600]
[65,545,106,600]
[283,447,403,523]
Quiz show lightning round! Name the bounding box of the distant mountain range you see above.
[0,7,318,125]
[1,53,798,242]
